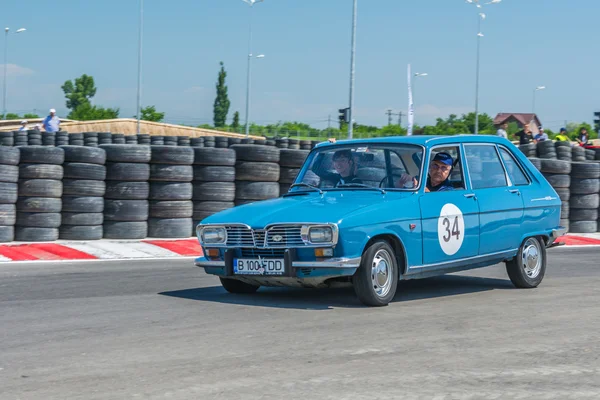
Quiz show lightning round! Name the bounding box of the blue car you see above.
[195,135,566,306]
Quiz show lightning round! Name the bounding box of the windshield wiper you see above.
[336,183,386,194]
[288,183,324,194]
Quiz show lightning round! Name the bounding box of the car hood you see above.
[201,191,412,228]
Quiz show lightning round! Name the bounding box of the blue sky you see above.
[2,0,599,131]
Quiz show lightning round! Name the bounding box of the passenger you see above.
[396,152,454,192]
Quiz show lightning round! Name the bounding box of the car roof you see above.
[314,135,511,149]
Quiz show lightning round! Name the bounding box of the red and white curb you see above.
[0,238,204,263]
[0,235,597,263]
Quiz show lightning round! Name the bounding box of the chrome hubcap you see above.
[521,238,542,278]
[371,249,393,298]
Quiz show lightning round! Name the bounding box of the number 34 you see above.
[442,216,461,242]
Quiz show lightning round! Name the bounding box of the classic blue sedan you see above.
[195,135,565,306]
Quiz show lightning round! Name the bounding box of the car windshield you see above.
[291,143,424,192]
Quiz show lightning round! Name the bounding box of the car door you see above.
[464,144,524,255]
[419,145,480,266]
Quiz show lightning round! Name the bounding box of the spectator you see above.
[576,127,589,146]
[496,123,508,139]
[534,126,549,142]
[515,124,534,145]
[33,124,42,133]
[555,128,570,142]
[18,120,28,132]
[42,108,61,132]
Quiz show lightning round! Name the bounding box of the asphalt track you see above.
[1,247,599,399]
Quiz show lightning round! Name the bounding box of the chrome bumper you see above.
[195,257,361,269]
[547,227,567,247]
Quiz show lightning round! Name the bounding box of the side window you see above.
[499,147,529,186]
[465,145,508,189]
[429,146,465,191]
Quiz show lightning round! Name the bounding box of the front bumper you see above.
[547,227,567,247]
[195,257,361,269]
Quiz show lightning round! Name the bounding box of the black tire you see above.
[0,147,20,165]
[193,166,235,182]
[15,227,59,242]
[63,163,106,180]
[235,182,279,200]
[555,141,571,149]
[570,194,599,209]
[570,178,600,195]
[527,157,542,171]
[62,196,103,213]
[230,144,280,163]
[0,182,18,204]
[192,147,236,166]
[569,220,598,234]
[19,164,63,180]
[105,181,149,200]
[569,209,598,221]
[560,218,570,232]
[561,201,569,219]
[352,240,399,307]
[147,217,192,238]
[0,225,14,242]
[103,221,148,239]
[234,199,256,206]
[279,183,291,195]
[0,204,16,225]
[103,200,149,221]
[149,182,192,201]
[505,236,546,289]
[192,182,236,202]
[149,164,193,182]
[219,277,260,294]
[61,212,104,226]
[106,162,150,181]
[571,162,600,179]
[555,188,570,202]
[279,149,310,168]
[150,146,194,165]
[19,146,64,165]
[149,200,193,218]
[59,225,104,240]
[543,174,570,189]
[99,144,151,163]
[16,212,61,228]
[235,162,280,182]
[59,145,106,164]
[18,179,62,198]
[279,168,300,184]
[0,165,19,184]
[62,179,106,197]
[17,197,62,213]
[192,201,234,220]
[540,159,571,174]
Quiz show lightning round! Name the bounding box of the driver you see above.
[330,149,363,187]
[396,152,454,192]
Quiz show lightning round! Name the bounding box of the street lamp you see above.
[347,0,358,139]
[466,0,501,134]
[532,85,545,117]
[3,27,27,120]
[412,72,428,123]
[136,0,143,134]
[242,0,264,137]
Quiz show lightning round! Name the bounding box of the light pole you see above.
[412,72,427,126]
[243,0,264,137]
[3,27,26,120]
[466,0,501,134]
[347,0,358,139]
[136,0,143,134]
[532,85,545,117]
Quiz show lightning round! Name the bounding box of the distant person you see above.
[555,128,570,142]
[576,127,589,146]
[42,108,60,132]
[534,127,548,142]
[515,125,534,145]
[496,122,508,139]
[18,120,28,132]
[33,124,42,133]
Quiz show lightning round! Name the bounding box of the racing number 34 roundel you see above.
[437,203,465,256]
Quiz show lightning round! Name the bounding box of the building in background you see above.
[494,113,543,135]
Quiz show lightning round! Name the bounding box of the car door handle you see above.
[464,193,476,199]
[509,189,520,195]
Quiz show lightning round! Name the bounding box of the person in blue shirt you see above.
[42,108,61,132]
[396,152,455,192]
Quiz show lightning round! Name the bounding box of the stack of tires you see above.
[59,146,107,240]
[554,141,572,162]
[278,149,309,194]
[299,140,312,150]
[148,146,194,238]
[203,136,215,148]
[137,134,151,145]
[228,137,242,147]
[84,132,98,147]
[215,137,229,148]
[14,131,27,147]
[275,138,289,149]
[27,130,42,146]
[192,147,236,227]
[112,134,126,144]
[101,145,151,239]
[0,147,19,242]
[518,143,537,158]
[125,135,138,145]
[151,136,164,146]
[232,145,280,206]
[177,136,190,147]
[16,147,64,241]
[56,132,69,146]
[42,132,56,146]
[540,159,571,231]
[536,140,556,159]
[585,149,596,161]
[569,162,600,234]
[69,133,84,146]
[571,146,586,162]
[288,138,300,150]
[1,132,14,146]
[98,132,112,145]
[163,136,178,147]
[190,137,204,147]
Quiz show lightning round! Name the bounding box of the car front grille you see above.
[240,248,286,258]
[223,225,305,248]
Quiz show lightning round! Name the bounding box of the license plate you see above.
[233,258,285,276]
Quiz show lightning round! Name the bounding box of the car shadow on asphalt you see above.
[159,274,515,310]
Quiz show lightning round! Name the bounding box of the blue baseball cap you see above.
[433,152,453,166]
[560,128,567,132]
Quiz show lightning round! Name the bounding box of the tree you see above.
[213,62,231,127]
[139,106,165,122]
[231,111,240,130]
[69,103,119,121]
[62,74,97,111]
[23,113,39,119]
[5,113,20,120]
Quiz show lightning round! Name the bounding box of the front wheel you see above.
[505,236,546,288]
[353,240,399,306]
[219,277,260,294]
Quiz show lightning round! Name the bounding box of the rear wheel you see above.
[353,240,398,306]
[506,237,546,288]
[219,277,260,294]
